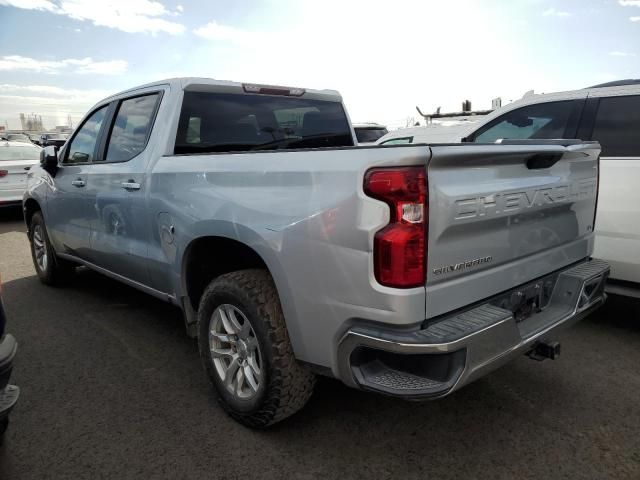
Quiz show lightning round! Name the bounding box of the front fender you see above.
[23,165,50,231]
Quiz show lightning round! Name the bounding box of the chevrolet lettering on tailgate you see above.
[454,179,597,220]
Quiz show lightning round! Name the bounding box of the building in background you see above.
[19,113,44,132]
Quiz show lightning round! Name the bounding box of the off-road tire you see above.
[29,211,75,286]
[197,269,315,428]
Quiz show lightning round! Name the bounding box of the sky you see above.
[0,0,639,130]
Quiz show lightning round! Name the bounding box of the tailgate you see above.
[425,141,600,318]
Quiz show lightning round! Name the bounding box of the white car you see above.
[0,141,42,206]
[377,79,640,294]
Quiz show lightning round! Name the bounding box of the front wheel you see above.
[29,211,75,286]
[197,269,315,428]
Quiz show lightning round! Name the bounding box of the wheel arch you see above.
[182,235,271,312]
[23,197,42,232]
[179,233,303,349]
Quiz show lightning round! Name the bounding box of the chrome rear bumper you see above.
[337,259,610,399]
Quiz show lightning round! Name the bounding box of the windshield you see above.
[355,127,388,143]
[0,144,41,161]
[174,92,354,154]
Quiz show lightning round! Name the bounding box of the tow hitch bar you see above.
[527,340,561,361]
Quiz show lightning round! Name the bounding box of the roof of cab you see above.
[587,79,640,89]
[102,77,342,104]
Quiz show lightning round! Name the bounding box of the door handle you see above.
[71,178,86,187]
[121,180,141,191]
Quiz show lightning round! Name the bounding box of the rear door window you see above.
[104,93,160,162]
[471,101,575,143]
[174,92,354,154]
[590,95,640,157]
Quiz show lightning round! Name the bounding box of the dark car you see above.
[0,274,19,442]
[40,133,70,149]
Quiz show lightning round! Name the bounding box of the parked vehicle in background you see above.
[353,123,388,145]
[24,77,608,427]
[377,79,640,294]
[2,133,32,144]
[40,133,69,149]
[0,141,42,206]
[0,273,19,443]
[378,122,478,145]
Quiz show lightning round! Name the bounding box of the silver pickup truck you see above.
[24,78,609,427]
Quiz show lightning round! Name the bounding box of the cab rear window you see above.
[174,92,354,154]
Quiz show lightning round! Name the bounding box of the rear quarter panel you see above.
[148,146,431,373]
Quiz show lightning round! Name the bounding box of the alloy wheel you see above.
[209,304,263,399]
[32,224,48,272]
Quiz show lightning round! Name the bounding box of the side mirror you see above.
[40,146,59,176]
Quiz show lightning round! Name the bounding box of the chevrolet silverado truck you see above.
[23,78,609,427]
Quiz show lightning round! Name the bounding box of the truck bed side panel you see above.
[149,146,431,372]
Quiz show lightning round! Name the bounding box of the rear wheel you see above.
[197,269,315,428]
[29,211,75,285]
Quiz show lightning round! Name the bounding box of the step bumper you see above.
[337,259,610,399]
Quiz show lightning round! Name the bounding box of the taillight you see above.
[364,167,427,288]
[0,170,7,178]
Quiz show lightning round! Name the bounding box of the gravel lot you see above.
[0,206,639,480]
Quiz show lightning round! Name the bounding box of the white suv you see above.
[378,79,640,294]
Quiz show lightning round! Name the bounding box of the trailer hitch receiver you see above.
[527,340,561,361]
